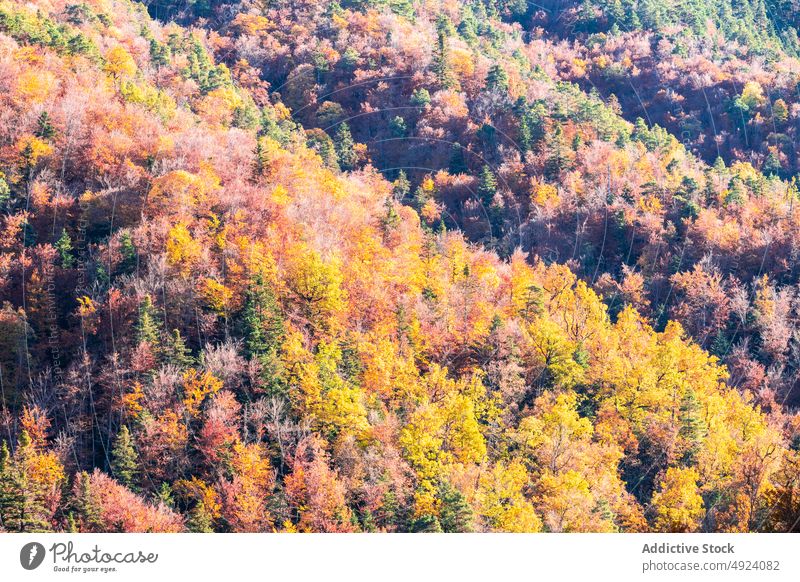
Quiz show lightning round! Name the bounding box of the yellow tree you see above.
[651,467,704,532]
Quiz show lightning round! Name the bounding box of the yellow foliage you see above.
[182,369,224,417]
[148,166,221,215]
[16,69,56,104]
[231,13,273,35]
[477,460,542,532]
[104,45,138,79]
[120,81,176,118]
[166,222,202,274]
[201,278,234,315]
[284,335,369,440]
[651,467,704,532]
[17,135,53,165]
[122,382,145,417]
[286,247,346,332]
[196,86,243,126]
[532,182,559,207]
[638,194,663,214]
[77,296,97,318]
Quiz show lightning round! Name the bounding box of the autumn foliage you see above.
[0,0,799,534]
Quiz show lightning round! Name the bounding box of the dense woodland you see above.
[1,0,800,533]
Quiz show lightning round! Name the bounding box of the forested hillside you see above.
[0,0,799,533]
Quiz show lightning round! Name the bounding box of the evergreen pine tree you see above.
[458,4,479,43]
[55,229,75,269]
[544,125,574,183]
[111,425,139,490]
[136,295,161,346]
[35,111,55,141]
[187,500,214,532]
[410,88,431,107]
[118,231,137,274]
[439,481,474,532]
[333,123,358,171]
[477,165,497,206]
[486,63,509,92]
[149,38,171,69]
[764,151,782,176]
[392,170,410,201]
[432,18,454,89]
[241,275,286,394]
[389,115,407,137]
[72,471,102,532]
[165,329,194,369]
[679,389,707,464]
[253,138,269,179]
[2,431,51,532]
[0,440,18,531]
[0,173,10,209]
[448,143,468,175]
[156,482,175,508]
[409,513,443,532]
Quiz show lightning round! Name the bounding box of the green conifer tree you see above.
[432,19,455,89]
[477,165,497,206]
[334,123,358,171]
[486,63,509,92]
[439,481,474,532]
[136,295,161,346]
[165,329,194,369]
[679,389,707,464]
[110,426,139,490]
[241,275,286,394]
[35,112,55,141]
[55,229,75,269]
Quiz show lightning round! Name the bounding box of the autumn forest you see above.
[1,0,800,533]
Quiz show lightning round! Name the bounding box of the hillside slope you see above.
[0,0,798,532]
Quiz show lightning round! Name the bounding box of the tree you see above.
[486,63,509,93]
[476,460,542,532]
[306,128,339,169]
[110,426,139,490]
[165,329,194,368]
[187,500,215,532]
[678,389,707,465]
[117,231,137,274]
[0,432,62,532]
[544,125,574,182]
[438,481,474,532]
[432,18,454,88]
[409,513,443,532]
[241,275,285,393]
[651,467,704,532]
[136,295,161,346]
[285,437,354,532]
[477,165,497,206]
[764,150,782,176]
[333,123,358,171]
[71,471,183,532]
[772,99,789,125]
[0,441,22,531]
[389,115,407,137]
[35,111,55,140]
[104,45,137,79]
[392,170,410,201]
[410,88,431,107]
[55,229,74,268]
[219,443,274,532]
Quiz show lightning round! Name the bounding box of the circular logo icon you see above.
[20,542,46,570]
